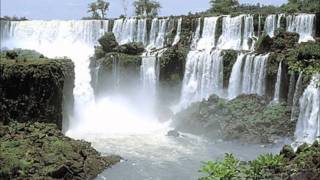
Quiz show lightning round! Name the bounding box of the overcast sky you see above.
[1,0,287,20]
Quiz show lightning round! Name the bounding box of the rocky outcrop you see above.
[173,94,294,143]
[0,55,74,129]
[0,122,120,179]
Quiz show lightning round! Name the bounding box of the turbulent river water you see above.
[68,125,289,180]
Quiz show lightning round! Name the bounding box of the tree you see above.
[209,0,239,14]
[87,0,109,19]
[133,0,161,17]
[88,2,100,19]
[97,0,110,19]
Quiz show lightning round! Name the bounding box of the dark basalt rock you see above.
[0,56,74,129]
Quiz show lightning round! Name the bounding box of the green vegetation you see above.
[200,153,285,180]
[200,142,320,180]
[0,16,28,21]
[133,0,161,17]
[208,0,239,14]
[281,0,320,13]
[0,122,120,179]
[287,42,320,77]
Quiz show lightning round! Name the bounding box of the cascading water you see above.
[272,61,282,103]
[179,17,225,108]
[172,18,182,46]
[228,53,245,99]
[217,15,255,50]
[287,14,315,43]
[227,53,269,99]
[294,74,320,145]
[190,18,201,50]
[0,20,109,131]
[264,15,277,37]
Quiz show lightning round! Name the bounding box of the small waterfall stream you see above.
[272,61,282,103]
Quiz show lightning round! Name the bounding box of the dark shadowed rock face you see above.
[0,122,120,179]
[0,58,74,129]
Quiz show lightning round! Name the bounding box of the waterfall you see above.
[217,15,254,50]
[294,74,320,145]
[287,14,315,43]
[272,61,282,103]
[190,18,201,50]
[196,17,219,50]
[179,17,225,108]
[172,18,182,46]
[291,73,304,122]
[141,56,158,96]
[112,18,148,45]
[147,18,169,50]
[0,20,110,129]
[243,15,255,50]
[264,15,277,37]
[227,53,269,99]
[287,73,297,106]
[228,53,245,99]
[180,50,224,108]
[217,15,243,50]
[277,14,285,30]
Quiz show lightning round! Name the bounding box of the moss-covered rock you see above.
[173,94,294,143]
[0,122,120,179]
[256,33,273,53]
[98,32,119,54]
[113,42,145,55]
[0,56,74,129]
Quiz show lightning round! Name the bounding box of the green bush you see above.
[200,154,240,180]
[199,153,285,180]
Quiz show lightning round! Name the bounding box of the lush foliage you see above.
[209,0,239,14]
[133,0,161,17]
[281,0,320,13]
[287,42,320,76]
[200,153,285,180]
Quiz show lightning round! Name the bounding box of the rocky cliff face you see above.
[0,56,74,129]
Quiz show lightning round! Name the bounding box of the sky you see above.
[1,0,287,20]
